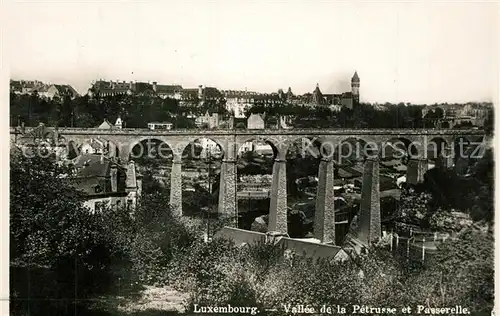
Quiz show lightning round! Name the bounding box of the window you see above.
[94,185,102,194]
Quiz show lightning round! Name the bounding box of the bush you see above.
[95,191,201,286]
[170,230,493,315]
[10,151,201,315]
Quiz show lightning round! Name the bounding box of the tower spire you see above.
[351,71,360,103]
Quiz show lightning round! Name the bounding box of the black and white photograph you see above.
[4,0,498,315]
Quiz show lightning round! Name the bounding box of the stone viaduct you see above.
[11,127,486,245]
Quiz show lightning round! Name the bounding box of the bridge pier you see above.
[169,155,183,216]
[406,158,428,185]
[436,145,454,169]
[218,159,237,226]
[314,158,336,244]
[118,142,132,163]
[357,158,381,245]
[268,158,288,233]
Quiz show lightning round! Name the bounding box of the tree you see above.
[403,230,493,314]
[10,151,98,267]
[10,150,116,315]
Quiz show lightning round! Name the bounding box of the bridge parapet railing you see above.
[10,126,486,136]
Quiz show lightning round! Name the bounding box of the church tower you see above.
[312,83,324,105]
[351,71,360,102]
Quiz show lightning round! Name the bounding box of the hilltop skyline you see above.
[8,1,499,104]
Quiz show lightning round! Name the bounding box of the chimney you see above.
[129,81,133,89]
[110,164,118,192]
[152,81,158,92]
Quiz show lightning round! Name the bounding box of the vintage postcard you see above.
[4,0,498,315]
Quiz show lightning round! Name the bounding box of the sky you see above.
[7,0,499,104]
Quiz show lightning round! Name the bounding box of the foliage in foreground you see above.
[10,151,494,315]
[165,231,493,315]
[9,151,201,314]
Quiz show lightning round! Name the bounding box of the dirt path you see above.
[117,285,189,313]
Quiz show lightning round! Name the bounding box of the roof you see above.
[380,159,401,167]
[20,123,58,142]
[338,166,363,178]
[351,71,360,82]
[133,82,154,93]
[215,227,267,245]
[37,85,49,93]
[223,90,261,98]
[10,80,22,87]
[181,89,199,99]
[148,121,173,125]
[92,80,130,93]
[52,84,79,96]
[82,139,106,150]
[14,80,43,89]
[98,119,114,129]
[313,83,322,94]
[155,85,183,94]
[215,227,348,261]
[276,237,346,260]
[72,154,114,177]
[72,176,102,196]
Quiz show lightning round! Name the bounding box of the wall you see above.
[83,195,129,213]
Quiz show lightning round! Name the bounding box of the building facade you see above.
[38,84,80,99]
[223,90,284,118]
[297,71,360,110]
[10,80,79,99]
[10,80,45,95]
[71,154,142,213]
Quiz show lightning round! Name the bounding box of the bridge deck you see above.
[10,126,485,136]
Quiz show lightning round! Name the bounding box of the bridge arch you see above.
[285,137,323,238]
[334,137,378,165]
[426,137,448,161]
[238,135,287,160]
[181,137,225,161]
[379,137,422,161]
[129,138,174,162]
[127,136,175,160]
[237,137,280,161]
[235,137,281,230]
[452,135,485,172]
[180,137,225,217]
